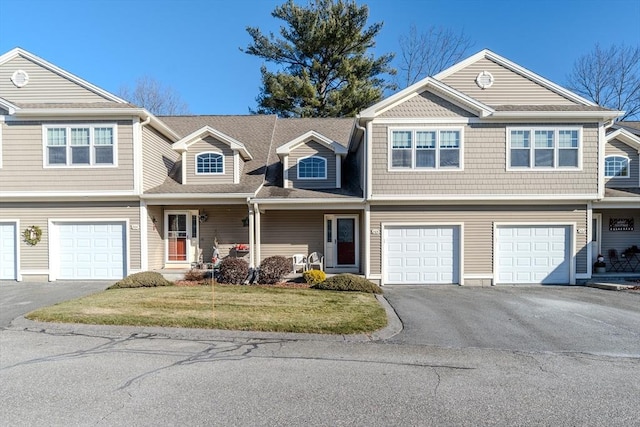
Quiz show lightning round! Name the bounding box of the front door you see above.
[166,211,199,265]
[324,215,358,272]
[591,213,602,265]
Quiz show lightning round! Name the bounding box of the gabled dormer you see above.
[276,130,348,189]
[604,127,640,188]
[171,126,253,185]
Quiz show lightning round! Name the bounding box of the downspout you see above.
[354,117,370,279]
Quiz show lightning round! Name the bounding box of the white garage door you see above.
[385,225,460,284]
[58,223,125,280]
[496,225,570,284]
[0,223,17,280]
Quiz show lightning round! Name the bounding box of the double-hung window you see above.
[44,124,116,167]
[390,128,462,170]
[508,127,580,169]
[604,155,630,178]
[196,152,224,174]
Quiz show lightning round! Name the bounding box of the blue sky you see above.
[1,0,639,115]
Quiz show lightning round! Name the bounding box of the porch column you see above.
[254,203,261,268]
[248,205,255,268]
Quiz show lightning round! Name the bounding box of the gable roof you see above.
[276,130,348,158]
[172,125,253,160]
[606,127,640,152]
[0,47,126,104]
[359,49,622,121]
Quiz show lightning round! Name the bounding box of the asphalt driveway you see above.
[383,285,640,356]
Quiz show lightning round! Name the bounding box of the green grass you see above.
[25,285,387,334]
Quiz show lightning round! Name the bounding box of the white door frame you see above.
[0,220,20,281]
[591,213,602,265]
[324,214,359,273]
[164,210,199,266]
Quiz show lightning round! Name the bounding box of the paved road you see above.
[1,283,639,425]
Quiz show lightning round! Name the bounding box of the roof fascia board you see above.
[172,125,253,160]
[0,97,19,114]
[0,48,127,103]
[606,128,640,152]
[276,130,348,157]
[359,77,493,119]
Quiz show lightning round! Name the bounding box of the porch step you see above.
[155,269,189,281]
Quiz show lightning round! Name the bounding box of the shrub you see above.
[303,269,326,285]
[312,274,382,294]
[184,269,207,282]
[218,257,249,284]
[259,256,291,284]
[108,271,173,289]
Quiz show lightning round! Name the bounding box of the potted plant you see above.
[594,255,606,274]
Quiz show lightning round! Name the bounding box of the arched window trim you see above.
[604,155,630,178]
[195,152,224,175]
[297,155,327,180]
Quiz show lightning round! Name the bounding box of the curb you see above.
[585,282,637,291]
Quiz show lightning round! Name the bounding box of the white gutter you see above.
[486,111,623,120]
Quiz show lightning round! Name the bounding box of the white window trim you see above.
[387,127,464,172]
[0,116,3,168]
[42,123,118,168]
[603,155,630,178]
[195,151,225,175]
[506,126,582,171]
[297,155,327,180]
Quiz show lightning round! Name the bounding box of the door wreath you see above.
[23,225,42,246]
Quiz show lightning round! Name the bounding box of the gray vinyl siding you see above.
[142,126,179,191]
[0,120,134,192]
[369,204,588,277]
[379,90,475,118]
[440,57,576,105]
[0,201,141,273]
[0,56,110,104]
[371,122,599,196]
[186,136,235,185]
[605,139,639,188]
[597,209,640,267]
[287,141,337,189]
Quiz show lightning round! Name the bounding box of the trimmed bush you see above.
[312,273,382,294]
[303,269,326,285]
[218,257,249,284]
[259,256,291,284]
[108,271,173,289]
[184,269,207,282]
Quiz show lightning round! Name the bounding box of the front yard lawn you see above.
[25,285,387,334]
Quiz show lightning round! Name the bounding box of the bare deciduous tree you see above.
[566,44,640,121]
[397,24,474,87]
[118,76,190,116]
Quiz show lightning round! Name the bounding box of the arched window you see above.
[297,156,327,179]
[196,152,224,174]
[604,155,629,178]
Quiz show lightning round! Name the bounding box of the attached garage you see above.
[384,225,461,285]
[0,222,18,280]
[495,225,572,284]
[55,222,126,280]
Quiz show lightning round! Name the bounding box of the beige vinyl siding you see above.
[0,201,141,272]
[440,57,576,105]
[146,205,164,270]
[605,139,639,188]
[371,122,598,196]
[142,126,179,190]
[369,204,588,277]
[186,136,235,185]
[0,56,110,104]
[287,141,337,189]
[0,120,134,192]
[379,90,476,118]
[597,209,640,266]
[197,205,251,262]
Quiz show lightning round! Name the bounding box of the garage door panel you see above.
[385,225,460,285]
[0,223,17,280]
[58,222,125,280]
[497,225,570,285]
